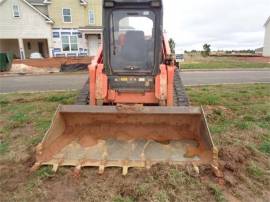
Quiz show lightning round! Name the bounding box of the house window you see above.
[61,35,78,51]
[53,32,60,38]
[12,5,20,17]
[70,35,78,51]
[89,10,95,25]
[62,8,72,23]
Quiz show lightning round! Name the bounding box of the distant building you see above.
[263,16,270,57]
[255,47,263,55]
[175,54,184,62]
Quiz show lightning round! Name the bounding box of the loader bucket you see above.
[33,105,216,175]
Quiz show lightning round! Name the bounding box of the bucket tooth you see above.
[73,165,82,177]
[122,166,129,176]
[52,163,59,172]
[99,163,105,174]
[145,161,152,170]
[192,163,200,175]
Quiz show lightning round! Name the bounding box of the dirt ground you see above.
[12,57,93,68]
[0,84,270,202]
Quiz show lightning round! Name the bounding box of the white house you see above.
[0,0,53,59]
[263,16,270,57]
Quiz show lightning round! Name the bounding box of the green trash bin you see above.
[6,52,14,71]
[0,53,8,71]
[0,52,13,72]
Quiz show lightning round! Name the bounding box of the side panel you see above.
[155,65,167,102]
[88,64,96,106]
[89,46,103,106]
[95,64,108,101]
[167,65,175,106]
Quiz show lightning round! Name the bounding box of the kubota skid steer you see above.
[33,0,217,175]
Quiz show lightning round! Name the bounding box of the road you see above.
[0,70,270,93]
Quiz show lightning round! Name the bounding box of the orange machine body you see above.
[88,34,175,106]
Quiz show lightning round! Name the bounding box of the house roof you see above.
[80,0,88,4]
[0,0,8,5]
[26,0,45,5]
[21,0,53,23]
[264,16,270,27]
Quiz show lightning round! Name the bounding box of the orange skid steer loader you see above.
[33,0,217,175]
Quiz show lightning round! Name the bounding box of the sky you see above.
[163,0,270,53]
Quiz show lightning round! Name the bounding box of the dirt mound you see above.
[219,146,252,172]
[216,145,270,201]
[13,57,93,68]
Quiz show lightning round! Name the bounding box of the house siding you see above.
[48,0,102,57]
[0,0,53,58]
[85,0,102,26]
[47,0,102,28]
[0,0,103,58]
[263,22,270,57]
[0,0,51,39]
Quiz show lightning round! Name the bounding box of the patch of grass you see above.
[243,115,255,122]
[191,93,222,105]
[0,141,9,155]
[168,168,196,186]
[34,166,54,180]
[112,196,134,202]
[181,56,270,69]
[247,162,264,178]
[204,95,222,105]
[135,183,150,196]
[26,178,42,192]
[208,184,227,202]
[9,112,30,123]
[28,135,43,146]
[34,119,51,133]
[46,95,68,102]
[259,140,270,155]
[210,124,229,135]
[0,99,9,107]
[234,120,253,130]
[155,190,169,202]
[46,93,76,104]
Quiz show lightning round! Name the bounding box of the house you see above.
[47,0,103,57]
[263,16,270,57]
[0,0,102,59]
[0,0,53,59]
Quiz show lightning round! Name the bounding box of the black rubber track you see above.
[173,68,190,106]
[76,69,189,106]
[75,78,89,105]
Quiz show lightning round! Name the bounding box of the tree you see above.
[202,43,211,57]
[169,38,176,54]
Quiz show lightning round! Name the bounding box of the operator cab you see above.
[103,0,163,81]
[110,10,155,73]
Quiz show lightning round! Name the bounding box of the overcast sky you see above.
[163,0,270,53]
